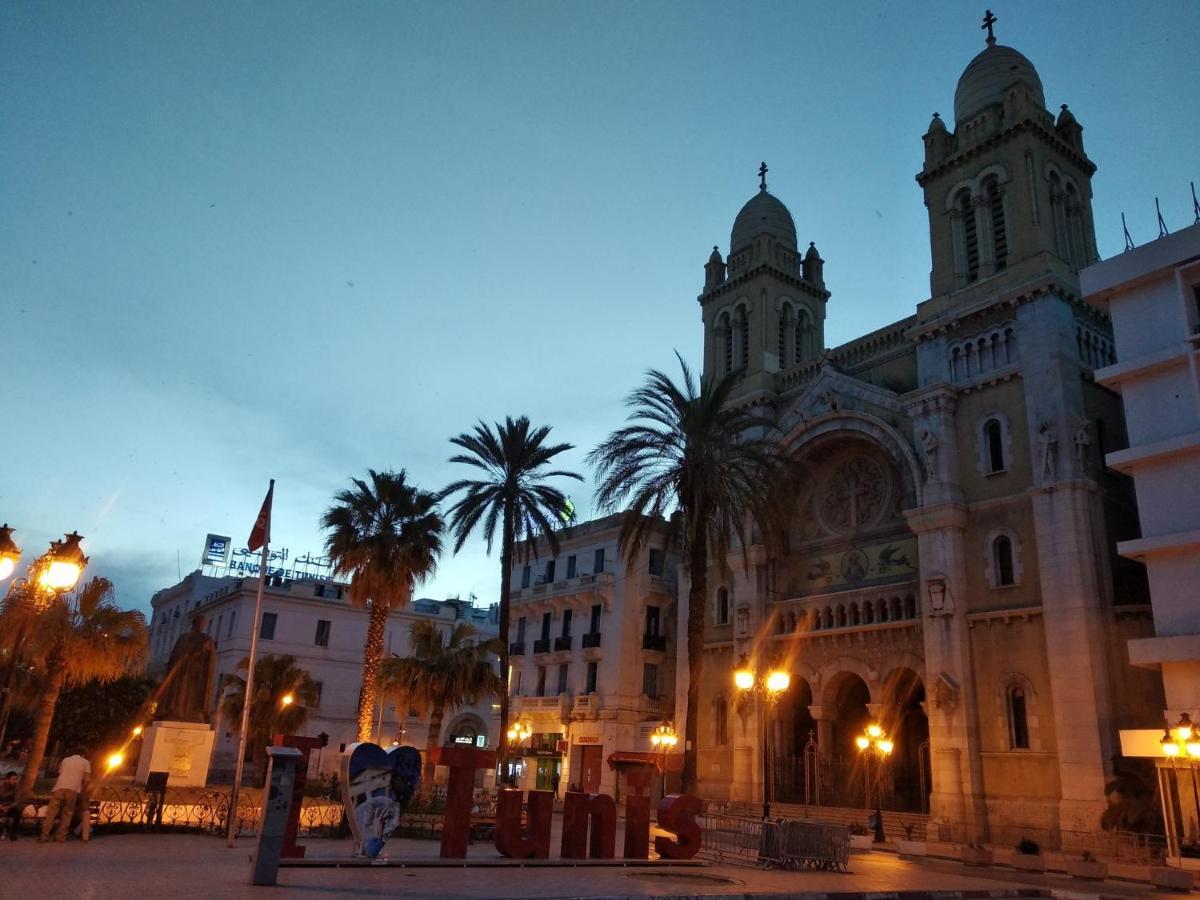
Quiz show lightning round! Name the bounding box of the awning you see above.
[606,751,682,772]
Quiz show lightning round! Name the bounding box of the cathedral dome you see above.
[953,43,1045,124]
[731,188,797,253]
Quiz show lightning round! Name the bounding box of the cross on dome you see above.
[759,161,768,191]
[981,9,997,45]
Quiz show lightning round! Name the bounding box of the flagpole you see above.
[227,479,273,847]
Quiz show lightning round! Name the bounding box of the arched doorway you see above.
[774,677,817,804]
[882,668,930,813]
[825,672,872,808]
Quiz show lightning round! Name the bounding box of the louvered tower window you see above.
[959,190,979,282]
[986,179,1007,271]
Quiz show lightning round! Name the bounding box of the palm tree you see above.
[219,654,320,770]
[587,355,784,793]
[441,416,581,776]
[0,577,149,798]
[378,620,503,785]
[322,469,444,742]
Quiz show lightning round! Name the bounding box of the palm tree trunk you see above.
[424,700,446,787]
[358,601,388,742]
[681,517,708,796]
[18,641,67,800]
[497,504,514,784]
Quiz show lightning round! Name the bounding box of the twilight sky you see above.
[3,1,1197,614]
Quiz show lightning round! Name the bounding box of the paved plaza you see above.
[0,834,1191,900]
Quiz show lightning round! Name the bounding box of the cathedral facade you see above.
[690,25,1163,840]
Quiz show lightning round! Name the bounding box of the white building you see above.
[507,513,679,800]
[147,570,500,780]
[1083,221,1200,850]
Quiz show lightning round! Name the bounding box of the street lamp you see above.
[856,721,894,843]
[280,692,295,707]
[33,532,87,599]
[650,721,678,798]
[1162,712,1200,858]
[505,720,532,786]
[733,654,790,819]
[0,525,20,582]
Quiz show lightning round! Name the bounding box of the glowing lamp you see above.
[878,739,894,756]
[855,735,870,750]
[734,669,755,691]
[1172,713,1194,743]
[105,751,124,771]
[867,723,882,739]
[766,670,791,694]
[0,524,20,581]
[1188,741,1200,759]
[0,557,14,581]
[39,559,83,591]
[132,725,144,737]
[280,693,295,707]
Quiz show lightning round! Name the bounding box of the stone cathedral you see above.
[691,20,1163,839]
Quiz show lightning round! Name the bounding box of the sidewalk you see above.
[0,834,1189,900]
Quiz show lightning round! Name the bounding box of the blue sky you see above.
[3,1,1197,613]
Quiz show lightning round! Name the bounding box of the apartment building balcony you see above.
[581,631,602,649]
[509,641,526,656]
[509,569,615,602]
[572,693,602,719]
[532,638,551,654]
[553,635,573,652]
[513,693,570,721]
[648,574,676,595]
[641,633,667,652]
[639,694,664,716]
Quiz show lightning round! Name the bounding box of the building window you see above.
[593,548,605,574]
[540,612,552,641]
[985,419,1004,472]
[959,189,979,282]
[259,612,277,640]
[986,177,1007,271]
[715,696,729,746]
[986,531,1020,588]
[561,608,572,638]
[314,619,331,647]
[796,309,812,362]
[227,610,236,639]
[737,306,749,370]
[557,664,569,695]
[642,663,658,698]
[521,565,531,589]
[589,604,602,634]
[536,666,547,697]
[720,311,733,375]
[648,548,664,576]
[312,681,323,708]
[516,616,527,643]
[585,661,598,694]
[645,605,661,637]
[566,555,577,578]
[513,669,523,696]
[214,615,222,641]
[715,587,730,625]
[1008,685,1030,749]
[543,560,556,584]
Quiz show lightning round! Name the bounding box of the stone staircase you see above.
[768,801,931,842]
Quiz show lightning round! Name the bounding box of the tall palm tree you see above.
[0,577,149,798]
[587,355,784,793]
[441,416,581,775]
[219,654,320,769]
[378,620,503,785]
[322,469,444,742]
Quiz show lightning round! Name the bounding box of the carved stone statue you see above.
[1074,420,1093,468]
[156,614,217,723]
[920,430,939,482]
[1038,421,1059,482]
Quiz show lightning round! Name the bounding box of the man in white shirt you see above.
[39,750,91,843]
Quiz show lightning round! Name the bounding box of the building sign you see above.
[785,536,918,597]
[203,534,231,566]
[574,735,601,745]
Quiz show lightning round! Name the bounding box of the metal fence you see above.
[697,811,763,865]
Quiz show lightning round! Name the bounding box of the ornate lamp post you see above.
[650,721,678,798]
[505,720,532,786]
[1161,712,1200,858]
[0,531,87,747]
[855,722,894,843]
[734,655,790,819]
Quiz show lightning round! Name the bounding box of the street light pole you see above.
[856,722,894,843]
[734,656,790,820]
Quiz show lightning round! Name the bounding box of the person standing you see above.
[0,771,21,840]
[39,750,90,843]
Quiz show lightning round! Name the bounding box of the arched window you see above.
[1007,685,1030,749]
[811,609,821,631]
[715,696,729,746]
[904,594,917,619]
[986,178,1007,271]
[863,602,874,625]
[1050,172,1070,262]
[849,604,861,626]
[720,312,733,375]
[877,598,888,623]
[985,419,1005,472]
[993,535,1015,586]
[715,587,730,625]
[823,607,834,629]
[737,306,749,371]
[795,309,811,363]
[958,189,979,282]
[1065,182,1086,268]
[890,596,903,620]
[836,605,847,628]
[778,304,792,368]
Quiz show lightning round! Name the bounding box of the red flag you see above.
[248,480,274,551]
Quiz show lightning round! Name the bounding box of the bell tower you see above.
[698,163,830,399]
[918,12,1098,302]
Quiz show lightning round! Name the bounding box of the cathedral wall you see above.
[961,500,1042,612]
[954,378,1033,502]
[1106,609,1164,732]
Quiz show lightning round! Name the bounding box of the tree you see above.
[49,675,156,760]
[322,469,444,742]
[0,577,149,798]
[441,416,581,777]
[587,355,783,793]
[219,654,320,769]
[378,620,503,785]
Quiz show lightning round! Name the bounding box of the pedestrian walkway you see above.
[0,833,1191,900]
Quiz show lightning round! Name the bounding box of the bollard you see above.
[249,745,303,886]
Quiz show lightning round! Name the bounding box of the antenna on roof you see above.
[1121,212,1135,252]
[1191,181,1199,225]
[1156,198,1169,238]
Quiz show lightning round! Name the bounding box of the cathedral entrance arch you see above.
[881,667,931,813]
[774,677,818,804]
[823,671,873,808]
